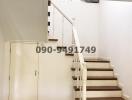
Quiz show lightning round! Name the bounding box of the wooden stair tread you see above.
[71,67,113,71]
[48,38,58,41]
[72,76,117,80]
[74,86,121,91]
[87,76,117,80]
[57,46,67,49]
[75,97,125,100]
[65,53,74,56]
[84,58,110,63]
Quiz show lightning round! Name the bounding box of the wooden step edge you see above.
[73,86,122,91]
[71,67,113,71]
[87,68,113,71]
[75,97,125,100]
[65,53,74,56]
[72,76,77,80]
[71,67,76,71]
[57,46,67,49]
[48,38,58,41]
[72,76,117,80]
[87,76,117,80]
[84,58,110,63]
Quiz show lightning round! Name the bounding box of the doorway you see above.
[9,42,39,100]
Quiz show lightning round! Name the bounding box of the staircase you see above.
[48,1,126,100]
[49,37,126,100]
[71,58,125,100]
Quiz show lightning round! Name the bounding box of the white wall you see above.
[50,0,99,57]
[99,0,132,99]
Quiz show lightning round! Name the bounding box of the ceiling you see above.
[0,0,48,41]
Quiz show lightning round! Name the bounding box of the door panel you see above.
[9,43,38,100]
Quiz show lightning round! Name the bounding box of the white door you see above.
[9,43,38,100]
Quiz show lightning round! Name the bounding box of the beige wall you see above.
[0,0,48,41]
[38,43,73,100]
[0,42,73,100]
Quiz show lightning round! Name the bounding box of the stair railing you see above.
[50,1,87,100]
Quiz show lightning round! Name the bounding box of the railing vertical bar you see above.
[82,63,87,100]
[52,4,55,36]
[62,16,64,46]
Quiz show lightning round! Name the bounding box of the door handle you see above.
[35,70,37,76]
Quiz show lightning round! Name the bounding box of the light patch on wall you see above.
[15,45,22,56]
[111,0,132,2]
[81,0,99,3]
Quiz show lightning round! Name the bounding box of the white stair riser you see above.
[86,63,110,68]
[87,71,114,76]
[73,71,114,77]
[74,80,118,86]
[75,91,122,98]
